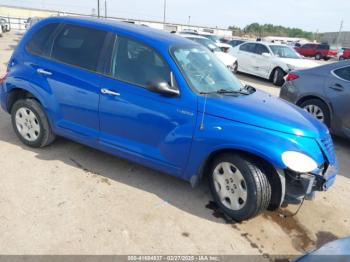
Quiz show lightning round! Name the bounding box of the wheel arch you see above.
[6,87,43,113]
[296,95,333,117]
[198,148,284,210]
[269,66,286,81]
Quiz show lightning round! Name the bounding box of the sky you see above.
[1,0,348,32]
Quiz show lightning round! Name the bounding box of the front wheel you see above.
[232,62,238,74]
[315,53,322,60]
[271,68,285,86]
[208,154,271,221]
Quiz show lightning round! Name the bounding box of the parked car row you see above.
[178,34,237,73]
[0,16,338,221]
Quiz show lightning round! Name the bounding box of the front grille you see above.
[320,134,336,164]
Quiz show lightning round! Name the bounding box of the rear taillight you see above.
[0,72,8,85]
[285,73,299,81]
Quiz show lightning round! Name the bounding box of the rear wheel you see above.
[11,99,56,148]
[300,99,331,127]
[315,53,322,60]
[208,154,271,221]
[271,68,285,86]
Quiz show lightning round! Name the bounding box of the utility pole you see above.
[104,0,107,18]
[336,19,343,47]
[188,16,191,25]
[163,0,167,24]
[97,0,100,18]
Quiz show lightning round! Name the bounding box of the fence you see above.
[1,15,28,30]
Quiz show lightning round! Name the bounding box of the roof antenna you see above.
[200,91,208,130]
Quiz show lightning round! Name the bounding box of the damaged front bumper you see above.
[283,135,338,205]
[284,163,338,204]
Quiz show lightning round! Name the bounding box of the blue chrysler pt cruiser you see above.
[0,17,338,221]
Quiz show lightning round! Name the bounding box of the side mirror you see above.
[262,52,271,57]
[149,81,180,97]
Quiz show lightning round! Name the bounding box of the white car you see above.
[198,33,232,53]
[179,34,237,73]
[230,42,319,86]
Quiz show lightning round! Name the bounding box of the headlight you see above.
[282,151,318,173]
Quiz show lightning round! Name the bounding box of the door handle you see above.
[329,83,344,91]
[37,68,52,76]
[101,88,120,96]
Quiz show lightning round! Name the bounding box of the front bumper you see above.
[284,134,338,204]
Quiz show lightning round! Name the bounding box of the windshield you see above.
[188,37,221,52]
[269,45,301,59]
[172,46,243,94]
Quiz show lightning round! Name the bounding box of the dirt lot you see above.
[0,30,350,257]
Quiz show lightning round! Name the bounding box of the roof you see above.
[38,16,194,49]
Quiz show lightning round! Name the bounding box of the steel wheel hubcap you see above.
[15,107,40,142]
[303,104,325,122]
[213,162,248,211]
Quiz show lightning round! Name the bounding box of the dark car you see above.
[295,43,338,60]
[280,60,350,139]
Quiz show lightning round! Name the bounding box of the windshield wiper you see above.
[200,87,252,95]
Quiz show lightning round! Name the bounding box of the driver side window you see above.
[110,36,171,88]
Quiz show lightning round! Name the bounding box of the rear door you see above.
[326,66,350,130]
[235,43,256,74]
[252,43,272,78]
[98,35,196,176]
[36,23,108,142]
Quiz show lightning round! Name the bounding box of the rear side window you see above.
[25,23,59,56]
[109,36,171,88]
[255,44,269,55]
[51,24,107,71]
[318,44,330,50]
[239,43,255,53]
[334,66,350,81]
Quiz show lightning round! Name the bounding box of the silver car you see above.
[280,60,350,139]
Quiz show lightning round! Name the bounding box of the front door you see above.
[98,35,197,176]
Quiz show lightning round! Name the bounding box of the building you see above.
[0,5,233,37]
[321,31,350,48]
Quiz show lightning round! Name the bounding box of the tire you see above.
[271,68,285,86]
[233,62,238,74]
[208,153,271,221]
[315,53,322,60]
[11,98,56,148]
[300,99,331,128]
[339,56,344,61]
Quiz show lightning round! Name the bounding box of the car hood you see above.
[214,51,237,65]
[279,58,319,69]
[200,89,328,138]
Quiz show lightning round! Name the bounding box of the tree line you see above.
[229,23,315,40]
